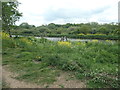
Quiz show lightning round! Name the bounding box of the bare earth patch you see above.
[49,72,86,88]
[2,66,86,88]
[2,66,44,88]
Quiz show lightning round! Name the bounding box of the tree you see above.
[36,26,50,36]
[2,1,22,37]
[79,25,91,34]
[19,22,30,29]
[98,26,110,35]
[90,22,98,28]
[48,23,56,29]
[67,26,80,34]
[19,22,36,29]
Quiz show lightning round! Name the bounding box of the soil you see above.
[2,66,86,88]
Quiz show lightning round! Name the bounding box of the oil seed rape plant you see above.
[58,41,71,46]
[92,39,98,42]
[78,33,106,36]
[105,40,112,43]
[36,56,42,59]
[0,32,9,39]
[78,33,85,35]
[87,33,106,35]
[35,56,42,61]
[76,42,86,46]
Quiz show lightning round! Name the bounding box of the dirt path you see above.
[50,72,86,88]
[2,67,44,88]
[2,66,86,88]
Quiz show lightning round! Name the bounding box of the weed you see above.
[2,36,119,88]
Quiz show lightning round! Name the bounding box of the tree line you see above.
[12,22,119,36]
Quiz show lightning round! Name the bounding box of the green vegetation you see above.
[2,79,9,88]
[47,34,118,40]
[1,0,119,88]
[2,32,119,88]
[11,22,119,40]
[2,1,22,37]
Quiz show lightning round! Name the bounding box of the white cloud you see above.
[16,0,119,26]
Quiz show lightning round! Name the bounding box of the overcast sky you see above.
[16,0,119,26]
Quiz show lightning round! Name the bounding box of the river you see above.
[12,35,116,42]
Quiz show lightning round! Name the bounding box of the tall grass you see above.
[2,32,119,88]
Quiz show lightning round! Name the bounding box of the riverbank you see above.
[2,33,119,88]
[11,35,118,43]
[11,34,119,40]
[47,34,119,40]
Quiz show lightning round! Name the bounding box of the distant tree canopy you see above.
[12,22,119,36]
[19,22,35,29]
[2,1,22,37]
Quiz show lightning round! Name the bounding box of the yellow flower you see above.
[58,41,71,46]
[87,33,92,35]
[105,40,112,43]
[36,56,42,59]
[76,42,82,45]
[20,38,32,45]
[76,42,86,46]
[78,33,85,35]
[86,33,106,35]
[94,34,105,35]
[0,32,9,39]
[92,39,98,42]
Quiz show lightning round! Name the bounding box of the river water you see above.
[35,37,117,43]
[35,37,92,42]
[12,35,116,42]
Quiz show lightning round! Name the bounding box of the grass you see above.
[47,34,118,40]
[2,80,10,88]
[2,33,119,88]
[59,84,65,88]
[2,48,59,85]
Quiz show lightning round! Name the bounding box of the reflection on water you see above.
[35,37,92,42]
[36,37,116,43]
[12,35,116,42]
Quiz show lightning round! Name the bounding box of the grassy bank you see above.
[2,32,119,88]
[47,34,118,40]
[11,33,119,40]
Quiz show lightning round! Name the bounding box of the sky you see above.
[16,0,119,26]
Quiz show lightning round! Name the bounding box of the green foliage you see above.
[12,22,118,39]
[2,36,119,88]
[2,1,22,36]
[2,37,15,48]
[47,34,118,40]
[16,67,57,84]
[79,25,92,34]
[2,80,10,88]
[19,22,35,29]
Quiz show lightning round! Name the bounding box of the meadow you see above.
[2,32,119,88]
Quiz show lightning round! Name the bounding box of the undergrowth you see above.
[2,32,119,88]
